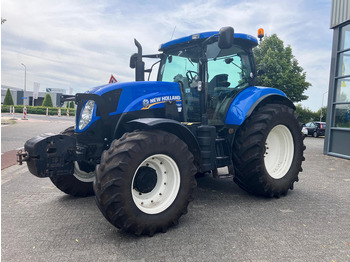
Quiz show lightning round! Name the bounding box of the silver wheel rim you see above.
[73,162,95,182]
[264,125,294,179]
[132,154,181,215]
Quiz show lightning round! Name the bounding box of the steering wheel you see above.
[186,71,199,85]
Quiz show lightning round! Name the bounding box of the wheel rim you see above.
[73,162,95,182]
[264,125,294,179]
[132,154,180,215]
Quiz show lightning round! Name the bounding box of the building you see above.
[1,85,66,107]
[324,0,350,159]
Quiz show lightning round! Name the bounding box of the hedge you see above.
[1,105,75,116]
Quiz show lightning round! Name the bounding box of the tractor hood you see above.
[83,81,182,115]
[75,81,182,132]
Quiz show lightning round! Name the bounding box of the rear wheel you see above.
[232,104,305,197]
[49,126,95,197]
[94,130,197,236]
[313,131,318,138]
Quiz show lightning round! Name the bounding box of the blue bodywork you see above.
[77,81,287,132]
[225,86,287,126]
[90,81,182,114]
[76,81,182,132]
[160,32,258,51]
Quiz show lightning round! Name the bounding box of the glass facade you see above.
[326,19,350,159]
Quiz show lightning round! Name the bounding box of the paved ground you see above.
[1,128,350,261]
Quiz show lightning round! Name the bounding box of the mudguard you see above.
[225,86,295,126]
[126,118,201,165]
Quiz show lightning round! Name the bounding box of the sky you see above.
[1,0,332,111]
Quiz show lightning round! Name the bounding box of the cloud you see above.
[1,0,333,110]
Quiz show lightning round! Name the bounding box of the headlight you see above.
[78,100,95,130]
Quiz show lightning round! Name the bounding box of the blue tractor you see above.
[18,27,305,236]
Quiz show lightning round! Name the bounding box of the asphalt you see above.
[1,137,350,262]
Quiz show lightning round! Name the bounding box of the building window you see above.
[338,24,350,50]
[334,23,350,123]
[335,78,350,102]
[337,51,350,76]
[334,104,350,128]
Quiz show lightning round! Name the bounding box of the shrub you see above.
[42,93,53,107]
[3,88,14,105]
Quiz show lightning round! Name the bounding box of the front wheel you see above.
[232,104,305,197]
[49,126,95,197]
[94,130,197,236]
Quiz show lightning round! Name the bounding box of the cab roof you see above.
[159,31,258,51]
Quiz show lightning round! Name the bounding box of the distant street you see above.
[1,113,75,153]
[1,113,75,170]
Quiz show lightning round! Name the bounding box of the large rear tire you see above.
[94,130,197,236]
[49,126,95,197]
[232,104,305,197]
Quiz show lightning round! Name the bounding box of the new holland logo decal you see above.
[142,95,181,110]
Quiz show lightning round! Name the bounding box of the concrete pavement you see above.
[1,137,350,261]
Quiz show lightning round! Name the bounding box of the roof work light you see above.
[258,28,264,43]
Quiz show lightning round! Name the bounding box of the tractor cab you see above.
[158,32,258,124]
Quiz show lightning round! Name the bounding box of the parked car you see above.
[303,122,326,137]
[302,126,308,137]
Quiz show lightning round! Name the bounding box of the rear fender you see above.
[225,86,295,126]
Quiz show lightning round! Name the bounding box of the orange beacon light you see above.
[258,28,264,43]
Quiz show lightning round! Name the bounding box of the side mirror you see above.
[130,53,137,69]
[218,27,234,49]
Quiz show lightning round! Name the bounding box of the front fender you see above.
[125,118,201,167]
[225,86,293,126]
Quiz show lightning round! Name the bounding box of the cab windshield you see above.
[158,42,253,124]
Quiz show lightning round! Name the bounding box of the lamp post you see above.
[320,91,328,122]
[21,63,26,106]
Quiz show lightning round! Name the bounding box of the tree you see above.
[254,34,311,103]
[295,104,318,124]
[65,101,75,108]
[3,88,14,105]
[42,93,53,107]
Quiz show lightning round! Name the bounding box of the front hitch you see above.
[17,149,29,165]
[17,133,77,178]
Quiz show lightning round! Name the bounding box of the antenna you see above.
[170,26,176,40]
